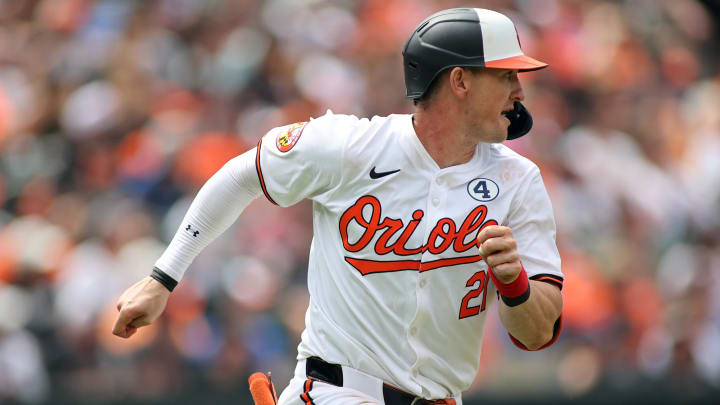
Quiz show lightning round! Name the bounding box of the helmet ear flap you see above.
[505,101,533,140]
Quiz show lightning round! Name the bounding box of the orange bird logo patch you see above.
[276,122,307,152]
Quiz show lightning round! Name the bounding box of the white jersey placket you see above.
[408,168,453,389]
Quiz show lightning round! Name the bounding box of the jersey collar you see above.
[399,114,488,187]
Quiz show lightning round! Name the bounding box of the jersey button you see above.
[412,369,419,377]
[410,327,418,336]
[419,279,426,288]
[431,197,440,206]
[435,178,443,185]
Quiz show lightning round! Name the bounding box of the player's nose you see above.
[511,78,525,102]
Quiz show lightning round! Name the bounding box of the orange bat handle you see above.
[249,372,278,405]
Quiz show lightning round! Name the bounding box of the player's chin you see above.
[479,120,509,143]
[493,119,510,142]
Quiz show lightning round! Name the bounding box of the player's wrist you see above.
[149,267,178,292]
[490,264,530,307]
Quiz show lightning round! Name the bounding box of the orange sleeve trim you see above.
[300,379,316,405]
[529,273,564,290]
[509,315,563,351]
[255,138,279,206]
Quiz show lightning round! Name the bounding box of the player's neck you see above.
[412,108,476,169]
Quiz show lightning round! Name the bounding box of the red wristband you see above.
[489,265,530,306]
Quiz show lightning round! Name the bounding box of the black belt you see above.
[305,357,452,405]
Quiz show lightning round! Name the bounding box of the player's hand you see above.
[477,225,522,284]
[112,276,170,339]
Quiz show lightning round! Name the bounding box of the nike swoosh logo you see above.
[369,167,401,179]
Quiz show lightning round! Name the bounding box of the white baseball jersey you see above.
[252,110,563,399]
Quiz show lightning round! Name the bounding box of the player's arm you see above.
[113,149,262,338]
[477,225,562,350]
[113,115,346,339]
[498,279,561,349]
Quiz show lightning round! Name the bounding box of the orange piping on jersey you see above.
[530,274,564,289]
[300,379,315,405]
[255,139,279,206]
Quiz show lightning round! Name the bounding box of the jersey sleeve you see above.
[505,167,564,289]
[255,111,352,207]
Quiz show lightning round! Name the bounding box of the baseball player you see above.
[113,8,563,405]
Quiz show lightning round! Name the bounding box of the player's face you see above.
[464,68,524,143]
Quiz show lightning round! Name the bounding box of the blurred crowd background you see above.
[1,0,719,404]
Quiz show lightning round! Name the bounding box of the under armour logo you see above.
[185,224,200,237]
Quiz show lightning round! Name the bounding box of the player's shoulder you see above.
[264,110,362,153]
[309,110,399,135]
[306,109,378,131]
[264,110,402,161]
[311,110,406,149]
[308,109,364,129]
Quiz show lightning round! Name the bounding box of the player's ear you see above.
[448,67,470,100]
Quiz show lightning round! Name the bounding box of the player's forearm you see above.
[154,149,262,283]
[498,280,562,350]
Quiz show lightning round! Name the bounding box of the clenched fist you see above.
[476,225,522,284]
[112,277,170,338]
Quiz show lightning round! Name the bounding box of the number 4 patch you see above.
[467,178,499,201]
